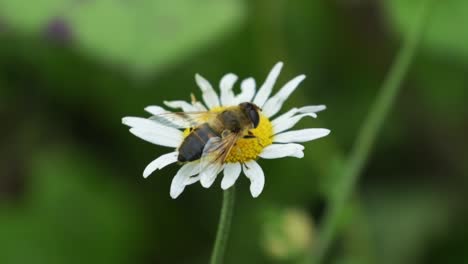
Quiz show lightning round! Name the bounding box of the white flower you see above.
[122,62,330,199]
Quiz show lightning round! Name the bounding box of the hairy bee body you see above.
[177,102,260,163]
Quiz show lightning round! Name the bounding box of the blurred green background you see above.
[1,0,467,263]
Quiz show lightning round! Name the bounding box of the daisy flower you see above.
[122,62,330,198]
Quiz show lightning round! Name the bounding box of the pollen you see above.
[182,106,274,163]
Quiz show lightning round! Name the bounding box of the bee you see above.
[151,102,261,169]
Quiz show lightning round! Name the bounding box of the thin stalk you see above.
[210,186,236,264]
[310,0,436,263]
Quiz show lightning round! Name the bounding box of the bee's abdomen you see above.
[178,124,219,162]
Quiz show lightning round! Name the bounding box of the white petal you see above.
[184,175,200,185]
[299,105,327,113]
[271,104,325,126]
[195,74,219,108]
[242,161,265,198]
[274,128,330,143]
[221,163,241,190]
[253,62,283,107]
[122,117,183,147]
[123,116,182,141]
[262,75,306,117]
[164,100,199,112]
[272,113,317,134]
[193,102,208,111]
[259,143,305,159]
[234,77,256,104]
[270,107,300,126]
[129,128,182,148]
[144,105,168,115]
[122,116,178,131]
[220,73,238,106]
[170,162,200,199]
[143,151,178,178]
[200,163,224,188]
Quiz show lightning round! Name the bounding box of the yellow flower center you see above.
[182,106,273,163]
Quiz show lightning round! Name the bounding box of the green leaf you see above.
[384,0,468,60]
[0,0,245,74]
[363,185,454,264]
[0,147,143,264]
[0,0,66,32]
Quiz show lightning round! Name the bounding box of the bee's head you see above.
[239,102,261,128]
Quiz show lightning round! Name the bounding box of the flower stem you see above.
[310,0,435,263]
[210,186,236,264]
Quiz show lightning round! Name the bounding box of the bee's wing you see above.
[149,111,218,128]
[199,131,242,184]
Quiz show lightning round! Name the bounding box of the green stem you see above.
[210,186,236,264]
[310,1,435,263]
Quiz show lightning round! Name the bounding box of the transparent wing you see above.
[149,111,218,128]
[198,131,242,187]
[199,131,241,170]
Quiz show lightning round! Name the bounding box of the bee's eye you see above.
[240,102,261,128]
[248,108,260,128]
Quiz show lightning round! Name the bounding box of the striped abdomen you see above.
[177,123,220,162]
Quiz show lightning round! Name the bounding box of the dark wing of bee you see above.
[199,130,242,180]
[149,111,218,128]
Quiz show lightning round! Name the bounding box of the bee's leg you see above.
[243,131,256,139]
